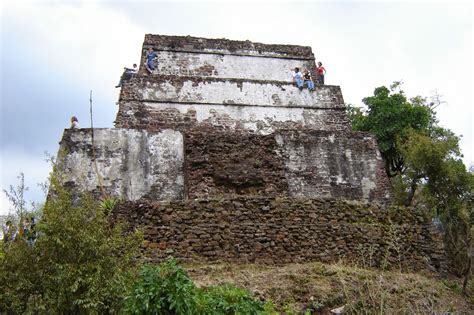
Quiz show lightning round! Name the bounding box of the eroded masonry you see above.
[58,34,446,271]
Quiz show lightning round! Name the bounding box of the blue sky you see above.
[1,0,472,214]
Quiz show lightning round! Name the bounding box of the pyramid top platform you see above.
[137,34,317,82]
[143,34,314,60]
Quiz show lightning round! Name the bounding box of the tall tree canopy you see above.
[347,83,434,178]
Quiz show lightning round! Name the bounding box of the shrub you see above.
[0,171,143,314]
[200,284,270,314]
[124,258,273,314]
[123,259,198,314]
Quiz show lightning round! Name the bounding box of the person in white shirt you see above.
[292,67,304,90]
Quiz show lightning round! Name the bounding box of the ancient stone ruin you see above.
[58,34,445,272]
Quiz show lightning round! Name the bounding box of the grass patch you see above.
[187,261,473,314]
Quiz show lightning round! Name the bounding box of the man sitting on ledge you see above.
[292,67,304,90]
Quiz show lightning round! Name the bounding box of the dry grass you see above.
[186,261,473,314]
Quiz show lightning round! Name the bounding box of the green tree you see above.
[399,128,473,287]
[395,127,464,205]
[347,82,473,288]
[347,83,433,177]
[0,165,143,313]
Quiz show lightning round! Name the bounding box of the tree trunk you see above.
[404,177,419,206]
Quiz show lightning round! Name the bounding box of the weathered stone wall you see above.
[59,129,389,202]
[119,76,344,109]
[184,130,390,202]
[115,75,348,134]
[117,34,347,134]
[59,128,185,201]
[144,51,316,80]
[275,130,391,202]
[53,35,447,273]
[140,34,316,80]
[112,197,447,273]
[184,130,288,199]
[115,101,350,134]
[143,34,314,58]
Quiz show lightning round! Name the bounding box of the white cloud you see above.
[4,1,145,96]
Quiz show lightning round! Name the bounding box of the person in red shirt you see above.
[317,62,326,85]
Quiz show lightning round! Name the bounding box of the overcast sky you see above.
[1,0,472,215]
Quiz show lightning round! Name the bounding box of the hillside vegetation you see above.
[189,261,473,314]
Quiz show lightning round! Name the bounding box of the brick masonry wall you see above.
[112,196,447,273]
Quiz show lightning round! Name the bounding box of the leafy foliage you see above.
[124,258,272,315]
[0,165,143,314]
[400,129,473,276]
[0,156,272,313]
[124,258,198,314]
[347,84,433,177]
[100,196,124,215]
[348,82,473,284]
[199,284,271,314]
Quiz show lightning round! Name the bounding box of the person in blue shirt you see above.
[146,47,158,73]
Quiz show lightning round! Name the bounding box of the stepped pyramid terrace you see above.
[57,35,446,271]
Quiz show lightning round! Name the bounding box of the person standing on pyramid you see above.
[316,61,326,85]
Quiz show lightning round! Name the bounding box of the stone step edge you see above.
[142,47,315,60]
[117,99,346,110]
[143,34,314,60]
[126,73,335,87]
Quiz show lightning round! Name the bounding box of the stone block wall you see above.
[275,130,391,201]
[112,197,447,273]
[144,50,316,81]
[184,130,288,198]
[59,128,390,203]
[184,129,390,201]
[115,101,350,134]
[118,76,345,109]
[143,34,314,58]
[59,128,185,201]
[115,74,348,134]
[140,34,316,80]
